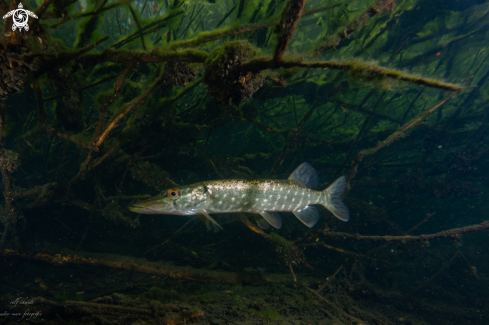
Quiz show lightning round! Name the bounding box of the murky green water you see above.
[0,0,488,324]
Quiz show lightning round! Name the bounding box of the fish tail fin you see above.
[321,176,349,222]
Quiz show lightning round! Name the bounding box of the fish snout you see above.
[129,204,151,214]
[128,199,172,214]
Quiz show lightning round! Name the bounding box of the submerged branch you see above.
[55,131,99,151]
[315,0,395,53]
[167,3,341,50]
[30,0,54,30]
[274,0,308,64]
[322,220,489,242]
[49,0,131,28]
[95,74,166,148]
[0,104,19,226]
[111,9,185,49]
[128,4,146,51]
[78,48,208,67]
[34,36,110,77]
[1,249,294,284]
[242,58,466,92]
[400,26,489,68]
[347,91,456,185]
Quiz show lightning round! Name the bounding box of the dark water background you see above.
[0,0,488,324]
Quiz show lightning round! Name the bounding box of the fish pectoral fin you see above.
[288,162,319,189]
[259,212,282,229]
[254,214,270,230]
[198,215,215,231]
[292,206,320,228]
[201,211,224,231]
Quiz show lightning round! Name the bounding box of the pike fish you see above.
[129,162,349,230]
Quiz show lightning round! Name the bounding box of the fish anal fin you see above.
[288,162,319,189]
[254,214,270,230]
[259,212,282,229]
[201,211,223,231]
[292,206,320,228]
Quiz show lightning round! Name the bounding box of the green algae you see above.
[0,1,488,325]
[269,232,292,253]
[260,307,282,321]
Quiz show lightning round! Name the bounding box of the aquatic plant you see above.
[0,0,488,324]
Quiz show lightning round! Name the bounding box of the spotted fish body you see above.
[207,179,324,213]
[129,163,350,230]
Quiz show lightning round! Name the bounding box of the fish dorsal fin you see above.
[201,210,223,231]
[292,206,320,228]
[288,162,319,189]
[259,212,282,229]
[254,215,270,230]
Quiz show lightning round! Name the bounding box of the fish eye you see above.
[167,188,180,200]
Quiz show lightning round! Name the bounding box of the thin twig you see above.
[288,264,297,282]
[128,4,146,50]
[411,251,460,294]
[95,74,166,147]
[347,91,457,186]
[322,220,489,242]
[144,217,198,256]
[167,3,342,50]
[49,0,131,28]
[316,263,344,293]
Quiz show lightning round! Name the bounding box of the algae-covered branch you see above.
[0,0,488,324]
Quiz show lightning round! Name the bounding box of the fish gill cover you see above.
[0,0,488,324]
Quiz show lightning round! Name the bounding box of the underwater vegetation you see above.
[0,0,489,324]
